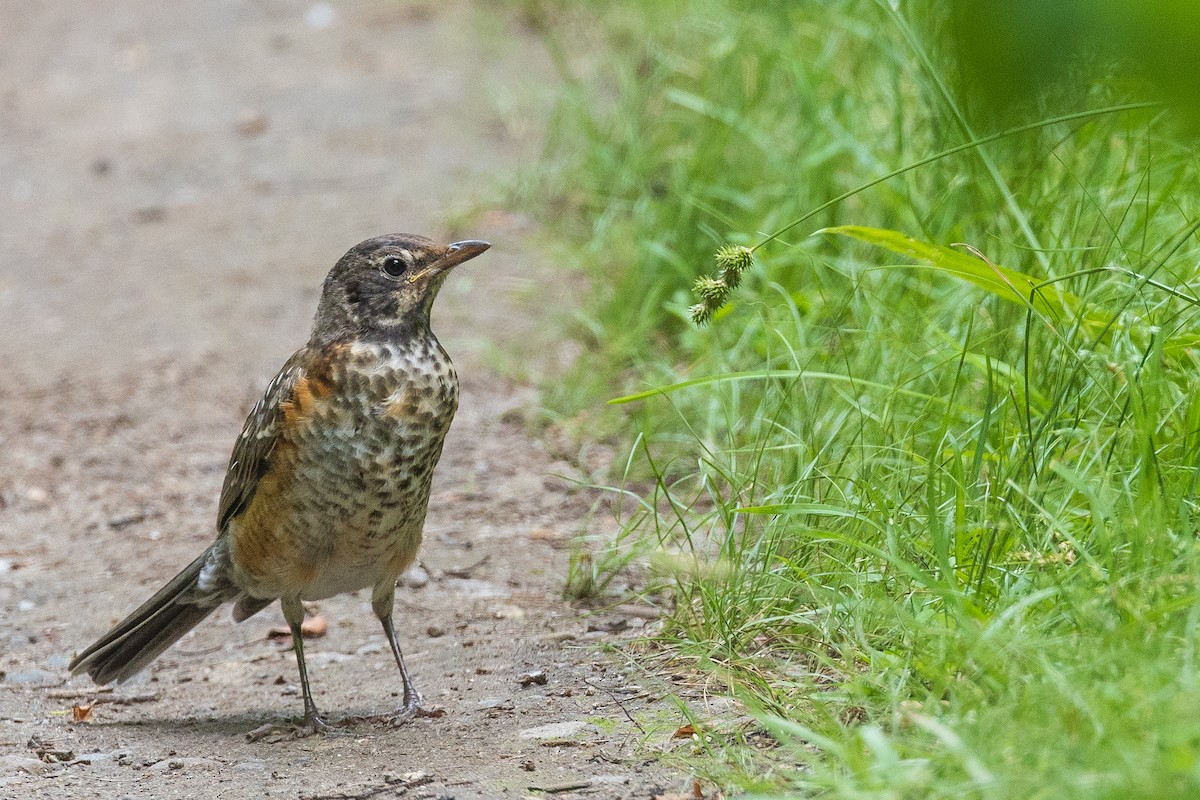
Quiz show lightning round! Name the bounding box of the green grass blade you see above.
[608,369,946,405]
[820,225,1076,319]
[753,102,1158,252]
[822,224,1200,359]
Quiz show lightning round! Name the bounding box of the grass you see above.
[514,0,1200,796]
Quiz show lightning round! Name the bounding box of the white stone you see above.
[518,720,589,740]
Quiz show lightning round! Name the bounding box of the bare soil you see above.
[0,3,699,797]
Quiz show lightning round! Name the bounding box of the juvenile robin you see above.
[69,233,490,734]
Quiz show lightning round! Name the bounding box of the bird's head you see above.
[312,233,490,341]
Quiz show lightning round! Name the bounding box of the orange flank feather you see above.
[227,439,316,594]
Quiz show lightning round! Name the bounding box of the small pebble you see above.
[236,109,269,137]
[306,651,352,666]
[304,2,335,29]
[518,669,548,687]
[519,720,588,740]
[5,668,56,684]
[491,604,525,620]
[400,564,429,589]
[476,697,511,710]
[0,755,46,776]
[133,206,166,224]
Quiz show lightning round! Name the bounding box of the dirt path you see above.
[0,3,691,797]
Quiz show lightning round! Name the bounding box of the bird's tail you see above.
[69,546,233,685]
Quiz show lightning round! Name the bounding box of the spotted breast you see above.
[227,334,459,603]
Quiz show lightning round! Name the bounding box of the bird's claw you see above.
[341,699,445,728]
[387,701,446,727]
[245,713,331,743]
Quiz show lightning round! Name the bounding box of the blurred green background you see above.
[952,0,1200,122]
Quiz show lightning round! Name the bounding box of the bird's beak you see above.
[442,240,491,267]
[409,240,491,284]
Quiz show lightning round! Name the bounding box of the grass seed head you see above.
[689,303,714,325]
[693,275,728,303]
[715,244,753,289]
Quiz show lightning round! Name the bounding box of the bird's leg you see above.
[381,612,422,716]
[372,583,439,724]
[246,597,330,742]
[284,596,329,736]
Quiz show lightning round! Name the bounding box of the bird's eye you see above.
[381,256,406,277]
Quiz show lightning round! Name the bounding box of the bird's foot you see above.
[344,698,446,728]
[246,712,331,743]
[386,701,446,727]
[292,712,332,738]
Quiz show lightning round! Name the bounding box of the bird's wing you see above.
[215,352,310,534]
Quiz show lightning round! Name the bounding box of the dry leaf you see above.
[671,723,697,739]
[267,615,327,640]
[300,615,327,637]
[71,703,94,723]
[650,778,723,800]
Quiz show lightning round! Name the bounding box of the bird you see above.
[69,233,490,736]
